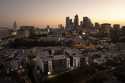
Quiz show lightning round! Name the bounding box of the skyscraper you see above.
[113,24,120,29]
[11,21,18,36]
[80,17,93,33]
[101,23,111,35]
[13,21,17,29]
[65,17,74,32]
[66,17,70,28]
[74,14,79,28]
[82,17,93,28]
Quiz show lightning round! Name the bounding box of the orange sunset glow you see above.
[0,0,125,27]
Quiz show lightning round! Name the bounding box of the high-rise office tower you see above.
[95,22,100,28]
[66,17,70,28]
[82,17,93,28]
[113,24,120,29]
[13,21,17,29]
[74,14,79,28]
[65,16,74,31]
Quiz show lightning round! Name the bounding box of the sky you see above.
[0,0,125,27]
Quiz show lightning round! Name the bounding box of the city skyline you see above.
[1,0,125,27]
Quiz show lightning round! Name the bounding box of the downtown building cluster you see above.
[65,14,93,33]
[0,15,125,83]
